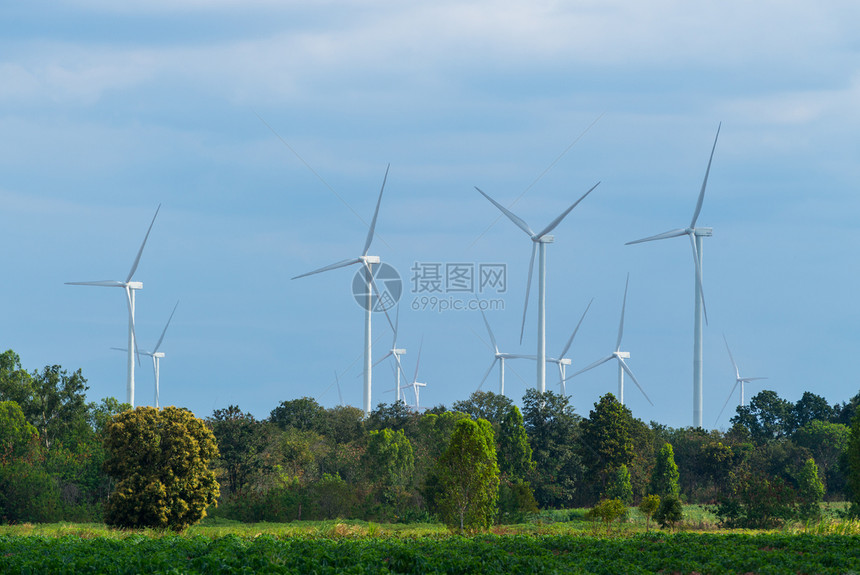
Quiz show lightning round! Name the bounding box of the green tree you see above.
[497,405,534,481]
[208,405,266,495]
[270,397,330,435]
[651,443,680,499]
[363,428,414,502]
[452,391,514,430]
[579,393,634,498]
[796,457,824,520]
[434,418,499,532]
[639,494,660,532]
[585,498,628,534]
[87,397,131,436]
[730,390,793,443]
[0,401,37,457]
[793,420,849,496]
[103,406,220,531]
[654,494,683,531]
[606,464,633,505]
[846,410,860,516]
[790,392,833,433]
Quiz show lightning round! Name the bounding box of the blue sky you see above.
[2,1,859,428]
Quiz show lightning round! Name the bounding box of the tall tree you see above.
[651,442,680,498]
[579,393,634,497]
[730,390,793,443]
[846,410,860,516]
[363,428,414,503]
[452,391,514,430]
[208,405,266,495]
[497,405,534,481]
[434,418,499,532]
[0,401,37,457]
[790,392,833,433]
[270,397,330,435]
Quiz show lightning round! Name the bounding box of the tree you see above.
[208,405,266,495]
[585,498,627,534]
[0,401,37,457]
[730,390,793,443]
[654,494,682,531]
[606,464,633,505]
[363,428,414,503]
[270,397,330,435]
[579,393,634,498]
[87,397,131,436]
[846,410,860,516]
[639,494,660,532]
[796,458,824,520]
[522,389,582,508]
[497,405,534,481]
[793,420,849,496]
[452,391,514,430]
[791,392,833,432]
[651,443,680,499]
[433,418,499,532]
[103,406,220,530]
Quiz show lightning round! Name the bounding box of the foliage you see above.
[363,428,414,503]
[103,406,220,531]
[638,494,660,531]
[207,405,266,495]
[451,391,514,430]
[87,397,131,436]
[797,458,825,520]
[0,457,62,524]
[793,420,848,495]
[605,464,633,505]
[433,418,499,532]
[579,394,634,499]
[713,471,797,529]
[366,401,418,433]
[585,498,628,533]
[497,405,534,481]
[847,408,860,517]
[790,392,834,432]
[497,478,538,524]
[654,494,683,531]
[730,390,794,443]
[269,397,330,435]
[0,400,37,457]
[651,443,680,499]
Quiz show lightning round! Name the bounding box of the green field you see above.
[2,516,860,575]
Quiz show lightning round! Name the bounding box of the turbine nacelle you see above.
[128,281,143,290]
[360,255,381,265]
[613,351,630,360]
[536,235,554,244]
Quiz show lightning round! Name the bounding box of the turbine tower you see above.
[475,182,599,393]
[67,204,161,407]
[546,299,592,396]
[566,275,653,407]
[293,166,394,415]
[476,303,535,396]
[373,305,408,403]
[714,334,767,425]
[626,124,720,427]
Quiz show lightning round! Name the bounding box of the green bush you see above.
[654,494,683,531]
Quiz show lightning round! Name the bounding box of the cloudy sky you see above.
[2,1,859,428]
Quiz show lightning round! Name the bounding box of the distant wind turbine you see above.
[714,334,768,425]
[402,339,427,410]
[565,275,653,407]
[546,299,592,396]
[476,302,535,396]
[292,166,395,415]
[626,124,721,428]
[372,305,409,403]
[67,204,161,407]
[475,182,599,393]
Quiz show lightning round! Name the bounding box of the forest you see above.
[1,348,857,529]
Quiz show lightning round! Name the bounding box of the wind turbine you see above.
[476,303,535,396]
[67,204,161,407]
[714,334,767,425]
[475,182,599,393]
[402,339,427,410]
[111,300,178,408]
[566,275,653,407]
[626,124,720,428]
[546,299,592,396]
[292,166,394,415]
[372,305,409,403]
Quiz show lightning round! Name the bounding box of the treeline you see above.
[1,347,859,526]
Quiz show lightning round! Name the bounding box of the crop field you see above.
[2,527,860,574]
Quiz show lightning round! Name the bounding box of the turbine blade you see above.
[477,358,498,391]
[394,354,411,389]
[127,204,161,283]
[566,354,614,381]
[690,123,721,229]
[534,182,600,238]
[715,380,740,426]
[723,334,740,379]
[363,164,389,257]
[391,304,400,347]
[559,298,593,359]
[365,262,397,333]
[110,347,128,352]
[292,257,361,280]
[371,351,393,369]
[66,280,126,287]
[503,353,538,360]
[477,299,499,353]
[412,337,424,384]
[474,186,534,237]
[688,232,709,324]
[519,242,537,344]
[625,228,688,246]
[741,377,768,382]
[616,274,629,352]
[618,357,653,406]
[152,300,179,353]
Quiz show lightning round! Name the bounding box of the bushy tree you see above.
[433,418,499,532]
[270,397,330,435]
[793,420,849,496]
[103,406,220,531]
[654,494,682,531]
[796,458,824,520]
[585,498,627,534]
[651,443,680,499]
[497,405,534,481]
[363,428,414,502]
[208,405,266,495]
[730,390,793,443]
[846,410,860,516]
[606,464,633,505]
[579,394,634,498]
[0,401,37,457]
[639,494,660,532]
[452,391,514,430]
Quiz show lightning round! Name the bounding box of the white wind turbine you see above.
[566,275,653,407]
[626,124,720,428]
[292,166,395,415]
[112,300,178,408]
[67,205,161,407]
[401,339,427,410]
[475,182,600,393]
[372,305,409,404]
[714,334,768,425]
[476,303,535,396]
[546,299,592,396]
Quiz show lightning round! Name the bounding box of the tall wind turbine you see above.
[546,299,592,396]
[566,275,653,407]
[67,204,161,407]
[475,182,599,393]
[372,305,408,403]
[714,334,767,425]
[476,303,535,396]
[292,166,394,415]
[402,339,427,411]
[626,124,720,428]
